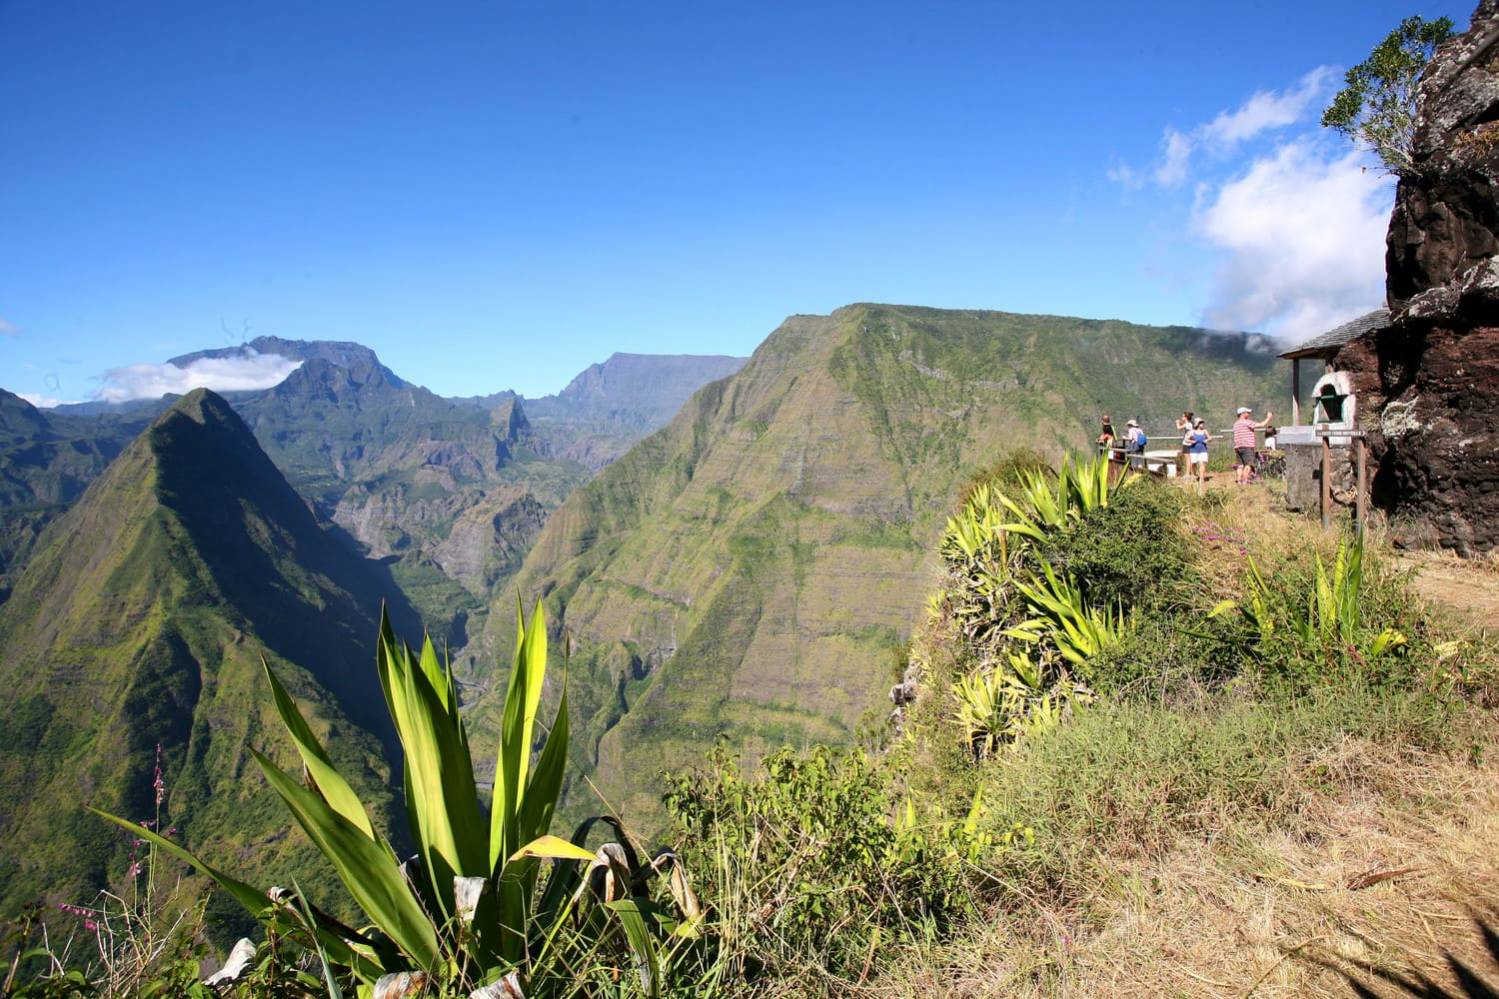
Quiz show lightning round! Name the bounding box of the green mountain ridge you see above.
[4,345,749,649]
[468,303,1282,823]
[0,389,413,918]
[0,390,153,601]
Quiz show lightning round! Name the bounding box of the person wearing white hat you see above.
[1124,419,1146,454]
[1233,405,1273,485]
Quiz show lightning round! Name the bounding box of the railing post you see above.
[1320,434,1332,530]
[1291,358,1301,426]
[1355,436,1367,539]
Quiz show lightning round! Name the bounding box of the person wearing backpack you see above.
[1125,419,1147,453]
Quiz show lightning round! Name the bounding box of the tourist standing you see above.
[1186,419,1210,493]
[1232,406,1273,485]
[1175,411,1194,476]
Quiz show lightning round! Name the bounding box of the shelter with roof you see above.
[1277,308,1391,426]
[1275,308,1389,521]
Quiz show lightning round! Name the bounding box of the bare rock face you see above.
[432,488,547,595]
[1348,1,1499,554]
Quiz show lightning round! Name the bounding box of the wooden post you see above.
[1355,436,1367,538]
[1291,358,1302,426]
[1320,435,1332,530]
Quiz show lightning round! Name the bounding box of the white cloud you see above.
[1106,159,1145,189]
[17,392,70,408]
[1154,128,1195,187]
[97,351,302,403]
[1200,66,1337,148]
[1194,139,1393,342]
[1112,66,1339,189]
[0,317,18,336]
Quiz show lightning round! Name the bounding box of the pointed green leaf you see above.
[490,600,550,875]
[262,662,375,838]
[519,690,569,845]
[250,750,440,971]
[88,806,271,917]
[606,899,661,997]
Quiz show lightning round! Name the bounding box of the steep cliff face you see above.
[466,304,1282,823]
[1347,1,1499,554]
[522,353,749,470]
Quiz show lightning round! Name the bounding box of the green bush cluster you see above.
[1035,482,1196,614]
[662,744,976,989]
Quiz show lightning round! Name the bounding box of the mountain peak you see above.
[168,337,406,388]
[0,388,50,437]
[158,386,239,426]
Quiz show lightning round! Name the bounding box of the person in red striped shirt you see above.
[1232,405,1273,485]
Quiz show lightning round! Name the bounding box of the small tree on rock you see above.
[1322,14,1455,174]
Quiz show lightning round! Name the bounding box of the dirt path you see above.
[1395,550,1499,634]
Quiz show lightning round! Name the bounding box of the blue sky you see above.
[0,0,1468,402]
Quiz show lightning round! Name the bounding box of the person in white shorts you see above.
[1184,418,1211,492]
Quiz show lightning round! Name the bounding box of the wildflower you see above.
[153,744,166,807]
[126,861,143,878]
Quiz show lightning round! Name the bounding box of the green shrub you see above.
[1036,480,1196,614]
[663,744,975,988]
[1206,535,1431,693]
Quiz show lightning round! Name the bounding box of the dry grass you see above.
[1395,548,1499,638]
[848,736,1499,998]
[834,477,1499,999]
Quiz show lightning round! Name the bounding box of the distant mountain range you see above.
[0,390,155,600]
[0,390,413,917]
[0,305,1280,912]
[0,345,747,649]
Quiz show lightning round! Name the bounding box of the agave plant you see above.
[1210,536,1407,669]
[951,648,1080,756]
[996,455,1128,545]
[91,604,700,998]
[1006,558,1134,670]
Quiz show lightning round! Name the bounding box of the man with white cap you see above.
[1232,405,1273,485]
[1124,419,1146,454]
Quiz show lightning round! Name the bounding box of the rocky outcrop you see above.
[1341,1,1499,554]
[432,488,547,595]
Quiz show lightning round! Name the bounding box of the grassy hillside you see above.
[656,464,1499,997]
[0,391,149,600]
[471,303,1282,822]
[0,390,414,922]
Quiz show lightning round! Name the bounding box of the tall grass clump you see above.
[661,744,985,993]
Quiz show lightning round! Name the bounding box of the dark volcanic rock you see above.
[1343,1,1499,554]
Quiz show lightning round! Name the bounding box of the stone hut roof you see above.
[1278,308,1391,360]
